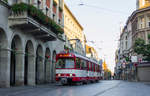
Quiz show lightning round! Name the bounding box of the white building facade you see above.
[0,0,65,87]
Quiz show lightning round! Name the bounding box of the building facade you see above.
[64,4,85,55]
[114,49,122,79]
[116,0,150,81]
[0,0,65,87]
[86,45,99,61]
[137,0,150,9]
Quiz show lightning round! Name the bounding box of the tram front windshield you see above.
[56,58,74,68]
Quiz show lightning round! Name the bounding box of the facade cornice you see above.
[0,0,10,8]
[127,7,150,23]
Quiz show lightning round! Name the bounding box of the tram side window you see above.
[90,62,92,71]
[76,58,81,69]
[81,59,87,70]
[98,65,100,72]
[96,65,98,72]
[81,59,84,70]
[97,65,100,72]
[92,63,95,71]
[95,64,97,72]
[84,61,88,70]
[86,61,89,70]
[89,62,91,71]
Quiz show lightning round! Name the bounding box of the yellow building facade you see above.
[137,0,150,9]
[64,4,85,54]
[86,45,99,60]
[102,60,108,70]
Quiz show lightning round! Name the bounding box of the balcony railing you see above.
[9,3,64,41]
[1,0,8,3]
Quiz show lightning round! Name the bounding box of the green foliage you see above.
[3,0,8,3]
[104,69,112,79]
[53,1,57,6]
[134,38,150,61]
[134,38,145,55]
[12,3,28,13]
[64,45,72,51]
[59,7,63,12]
[64,45,69,50]
[11,3,64,34]
[125,57,129,62]
[143,44,150,61]
[148,34,150,43]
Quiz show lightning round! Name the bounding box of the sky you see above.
[64,0,136,72]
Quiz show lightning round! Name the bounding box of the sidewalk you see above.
[143,82,150,86]
[0,83,57,96]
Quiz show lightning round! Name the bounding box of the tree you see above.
[133,36,150,61]
[134,38,146,55]
[104,69,112,80]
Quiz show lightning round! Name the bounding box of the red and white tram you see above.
[55,51,102,85]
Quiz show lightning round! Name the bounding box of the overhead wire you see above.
[77,1,130,15]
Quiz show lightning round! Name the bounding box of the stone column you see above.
[51,59,56,83]
[27,54,36,86]
[15,50,24,86]
[49,59,52,83]
[45,59,51,83]
[0,48,11,87]
[37,56,44,84]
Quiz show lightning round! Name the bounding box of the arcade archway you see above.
[10,35,23,86]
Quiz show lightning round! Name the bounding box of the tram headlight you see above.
[70,74,72,77]
[58,74,61,77]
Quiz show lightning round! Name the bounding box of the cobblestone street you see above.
[0,80,150,96]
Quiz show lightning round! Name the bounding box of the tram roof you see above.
[58,51,99,65]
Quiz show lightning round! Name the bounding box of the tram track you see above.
[93,81,121,96]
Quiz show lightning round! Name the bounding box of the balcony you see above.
[8,3,64,42]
